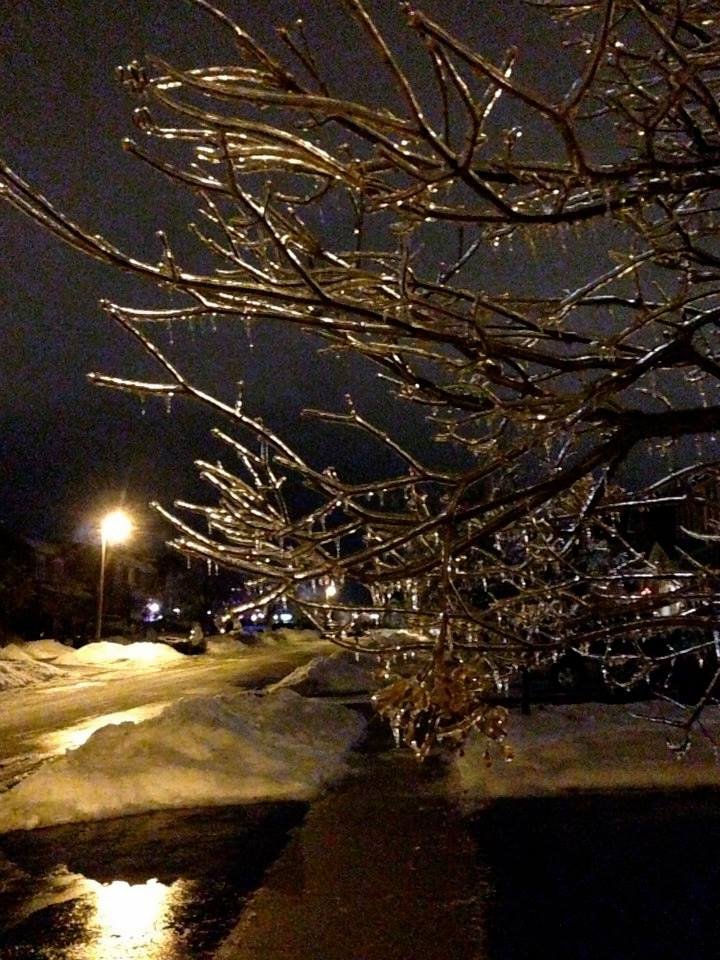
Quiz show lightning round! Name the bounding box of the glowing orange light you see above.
[100,509,133,545]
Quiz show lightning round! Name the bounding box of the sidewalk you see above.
[211,700,720,960]
[215,724,487,960]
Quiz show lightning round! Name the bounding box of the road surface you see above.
[0,640,331,790]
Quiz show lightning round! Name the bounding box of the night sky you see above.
[0,1,564,543]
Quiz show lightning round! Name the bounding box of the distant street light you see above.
[324,580,338,628]
[95,509,133,641]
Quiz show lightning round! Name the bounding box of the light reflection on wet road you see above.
[0,803,307,959]
[0,642,331,792]
[37,703,170,755]
[0,644,326,956]
[90,878,173,957]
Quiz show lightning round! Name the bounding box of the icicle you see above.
[391,714,401,748]
[244,316,255,348]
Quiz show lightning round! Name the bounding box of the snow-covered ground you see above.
[0,639,187,691]
[0,629,326,691]
[7,632,720,834]
[53,640,185,667]
[0,636,366,833]
[0,643,67,690]
[456,701,720,805]
[270,649,380,696]
[0,688,366,833]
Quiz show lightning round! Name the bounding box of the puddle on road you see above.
[0,802,307,959]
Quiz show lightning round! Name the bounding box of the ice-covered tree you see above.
[4,0,720,754]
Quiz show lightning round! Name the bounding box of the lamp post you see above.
[95,509,133,641]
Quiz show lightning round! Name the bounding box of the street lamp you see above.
[95,509,133,641]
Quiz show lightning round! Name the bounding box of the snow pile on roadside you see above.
[0,658,64,691]
[0,643,66,689]
[258,628,321,646]
[0,688,366,832]
[0,640,182,691]
[54,640,185,668]
[0,644,36,662]
[455,702,720,806]
[22,639,72,661]
[270,650,380,696]
[205,636,248,657]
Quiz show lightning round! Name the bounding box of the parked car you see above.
[144,615,207,655]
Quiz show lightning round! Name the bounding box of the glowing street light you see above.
[101,509,133,547]
[322,579,339,628]
[95,509,133,641]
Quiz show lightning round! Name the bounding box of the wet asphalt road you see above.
[0,642,329,959]
[4,786,720,960]
[2,651,720,959]
[0,803,307,959]
[2,769,720,958]
[0,641,331,792]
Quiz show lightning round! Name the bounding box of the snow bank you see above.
[270,650,379,696]
[205,629,320,654]
[0,642,67,688]
[0,658,64,691]
[0,640,182,692]
[0,689,366,832]
[257,628,321,646]
[0,644,35,662]
[54,640,185,668]
[206,636,247,657]
[22,639,72,661]
[455,702,720,807]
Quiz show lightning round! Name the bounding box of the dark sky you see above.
[0,0,565,543]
